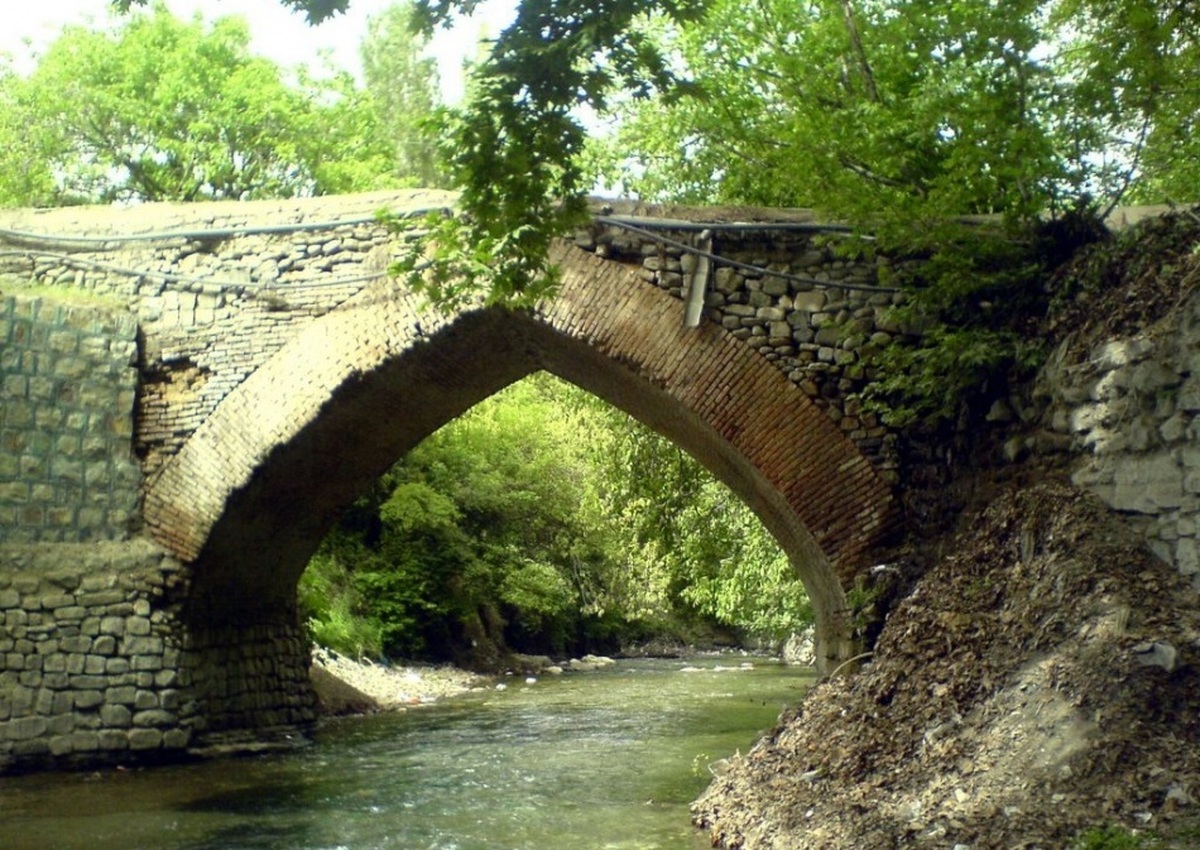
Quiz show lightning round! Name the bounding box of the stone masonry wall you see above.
[579,214,910,485]
[1031,291,1200,589]
[0,292,140,542]
[0,540,192,771]
[0,538,316,773]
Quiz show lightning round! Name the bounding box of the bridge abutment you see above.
[0,539,316,773]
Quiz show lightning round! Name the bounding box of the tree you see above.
[110,0,1200,303]
[114,0,352,24]
[1,5,398,206]
[360,2,448,189]
[1052,0,1200,205]
[593,0,1084,230]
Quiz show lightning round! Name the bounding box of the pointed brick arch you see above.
[144,243,898,667]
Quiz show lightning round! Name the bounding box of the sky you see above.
[0,0,517,102]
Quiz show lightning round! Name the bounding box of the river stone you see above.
[310,665,378,716]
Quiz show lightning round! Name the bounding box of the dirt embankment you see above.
[694,479,1200,848]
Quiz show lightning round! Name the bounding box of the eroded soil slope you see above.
[694,479,1200,848]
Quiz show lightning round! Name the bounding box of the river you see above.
[0,656,812,850]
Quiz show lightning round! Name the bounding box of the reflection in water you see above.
[0,658,811,850]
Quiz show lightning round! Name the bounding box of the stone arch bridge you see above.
[0,190,907,771]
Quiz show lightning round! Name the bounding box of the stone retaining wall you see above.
[1031,293,1200,588]
[0,292,140,542]
[0,540,190,771]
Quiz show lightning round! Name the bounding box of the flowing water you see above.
[0,656,812,850]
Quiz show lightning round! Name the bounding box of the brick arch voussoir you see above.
[542,243,897,571]
[141,284,519,610]
[144,243,898,658]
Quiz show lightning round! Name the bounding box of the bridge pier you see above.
[0,539,316,773]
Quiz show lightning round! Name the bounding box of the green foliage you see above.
[298,549,383,658]
[300,373,813,663]
[396,0,709,306]
[591,0,1068,224]
[2,3,437,207]
[1072,826,1156,850]
[1051,0,1200,204]
[853,208,1109,426]
[359,2,448,189]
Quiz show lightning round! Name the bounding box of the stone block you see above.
[1177,538,1200,576]
[51,692,73,715]
[98,729,129,750]
[1091,338,1153,369]
[106,686,136,705]
[127,728,162,750]
[162,728,189,749]
[70,731,100,752]
[48,734,75,756]
[99,704,132,728]
[47,713,74,735]
[68,674,107,690]
[120,636,163,656]
[1178,375,1200,412]
[5,716,47,741]
[1081,452,1184,513]
[132,710,173,729]
[59,636,92,654]
[74,690,103,710]
[11,739,50,757]
[792,291,827,312]
[132,655,163,673]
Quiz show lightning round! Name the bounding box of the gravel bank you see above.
[311,647,487,713]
